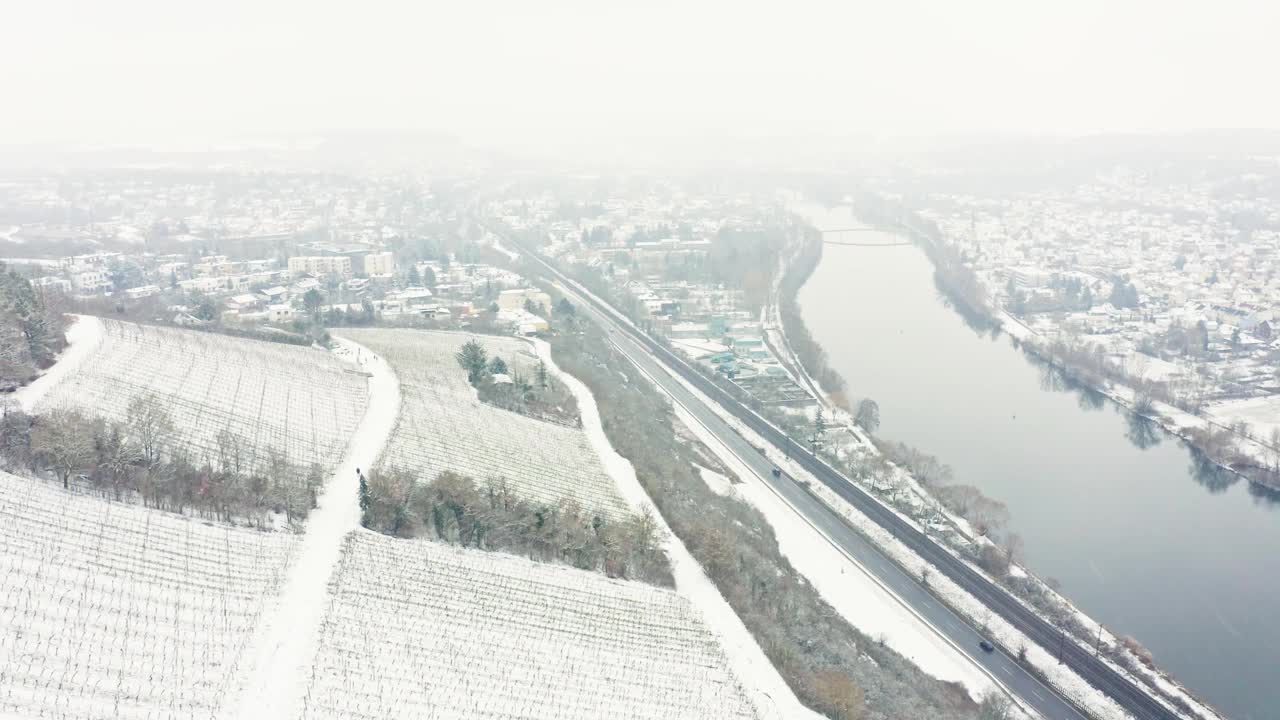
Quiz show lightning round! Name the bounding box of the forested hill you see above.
[0,264,67,390]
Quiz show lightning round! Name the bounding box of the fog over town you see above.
[2,3,1280,720]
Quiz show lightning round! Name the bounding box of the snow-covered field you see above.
[1205,395,1280,442]
[0,470,298,719]
[337,328,631,520]
[301,530,756,720]
[36,319,368,473]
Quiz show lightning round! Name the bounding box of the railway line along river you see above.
[790,200,1280,720]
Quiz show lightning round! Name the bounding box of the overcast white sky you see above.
[3,0,1279,148]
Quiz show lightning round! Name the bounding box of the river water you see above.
[791,201,1280,720]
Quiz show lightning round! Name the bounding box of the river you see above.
[791,201,1280,720]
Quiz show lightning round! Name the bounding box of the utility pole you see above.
[1058,629,1066,663]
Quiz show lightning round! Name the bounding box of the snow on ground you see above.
[534,339,822,720]
[338,328,632,521]
[488,234,520,261]
[671,338,730,357]
[229,338,400,720]
[695,463,735,496]
[0,470,299,720]
[34,319,367,473]
[1205,395,1280,443]
[12,314,104,413]
[300,530,756,720]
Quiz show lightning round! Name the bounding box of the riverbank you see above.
[999,311,1280,494]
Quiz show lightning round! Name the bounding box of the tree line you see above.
[0,397,322,528]
[777,228,851,407]
[360,467,673,587]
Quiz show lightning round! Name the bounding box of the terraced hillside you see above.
[37,319,368,473]
[301,530,756,720]
[336,328,630,520]
[0,470,298,719]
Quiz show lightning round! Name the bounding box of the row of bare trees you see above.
[0,396,322,528]
[362,467,673,586]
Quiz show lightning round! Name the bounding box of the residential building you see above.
[288,256,352,277]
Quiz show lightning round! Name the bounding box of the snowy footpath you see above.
[13,314,104,412]
[228,338,400,720]
[533,340,824,720]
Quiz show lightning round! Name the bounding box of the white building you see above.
[288,256,352,277]
[497,287,551,312]
[363,251,395,276]
[72,269,111,293]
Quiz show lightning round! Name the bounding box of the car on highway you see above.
[979,640,995,653]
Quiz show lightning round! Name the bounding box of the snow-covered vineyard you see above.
[0,322,769,720]
[0,470,298,719]
[337,328,631,520]
[301,530,756,720]
[37,320,368,473]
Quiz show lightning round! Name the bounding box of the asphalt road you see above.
[509,238,1182,720]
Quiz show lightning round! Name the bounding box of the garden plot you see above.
[37,319,368,473]
[301,530,756,720]
[337,328,630,520]
[0,470,298,719]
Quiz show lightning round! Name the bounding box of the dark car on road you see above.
[979,640,995,653]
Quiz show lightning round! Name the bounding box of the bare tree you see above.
[1003,532,1025,566]
[95,421,142,498]
[1271,427,1280,471]
[977,692,1013,720]
[854,398,880,434]
[216,429,246,475]
[126,394,174,466]
[30,410,95,489]
[810,669,867,720]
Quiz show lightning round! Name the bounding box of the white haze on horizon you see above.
[3,0,1279,151]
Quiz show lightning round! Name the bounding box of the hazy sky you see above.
[3,0,1279,148]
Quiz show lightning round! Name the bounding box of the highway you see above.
[510,239,1182,720]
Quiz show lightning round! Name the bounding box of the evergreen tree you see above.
[455,340,489,384]
[536,358,549,389]
[488,356,508,375]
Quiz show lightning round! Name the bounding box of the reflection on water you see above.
[1189,450,1238,493]
[1033,357,1107,412]
[1125,414,1164,451]
[1247,478,1280,508]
